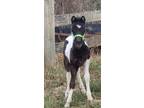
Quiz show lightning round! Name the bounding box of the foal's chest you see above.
[71,55,87,66]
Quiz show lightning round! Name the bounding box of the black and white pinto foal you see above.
[63,16,93,108]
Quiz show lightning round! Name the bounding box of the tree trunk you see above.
[44,0,55,66]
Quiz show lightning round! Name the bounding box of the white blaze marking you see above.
[76,24,81,28]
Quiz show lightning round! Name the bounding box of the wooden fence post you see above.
[44,0,55,66]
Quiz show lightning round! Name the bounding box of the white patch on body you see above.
[84,41,88,46]
[65,35,74,62]
[76,24,81,28]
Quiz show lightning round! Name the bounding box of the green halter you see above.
[74,34,85,40]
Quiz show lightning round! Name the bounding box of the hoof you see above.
[87,91,93,101]
[80,88,86,94]
[87,96,93,101]
[64,103,70,108]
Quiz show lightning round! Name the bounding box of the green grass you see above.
[44,55,101,108]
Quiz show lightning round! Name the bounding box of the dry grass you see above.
[44,54,101,108]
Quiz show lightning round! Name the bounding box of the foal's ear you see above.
[71,16,76,23]
[81,16,86,22]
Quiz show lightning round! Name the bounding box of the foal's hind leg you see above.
[77,68,86,94]
[84,59,93,101]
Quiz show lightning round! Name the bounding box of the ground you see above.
[44,53,101,108]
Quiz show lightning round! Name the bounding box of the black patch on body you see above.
[63,40,90,89]
[70,44,90,67]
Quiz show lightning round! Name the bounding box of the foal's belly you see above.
[71,58,86,67]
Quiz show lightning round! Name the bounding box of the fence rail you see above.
[55,10,101,26]
[55,33,101,53]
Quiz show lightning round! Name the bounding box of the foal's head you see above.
[71,16,86,49]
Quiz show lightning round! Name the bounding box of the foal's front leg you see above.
[65,72,71,99]
[84,59,93,101]
[65,67,77,108]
